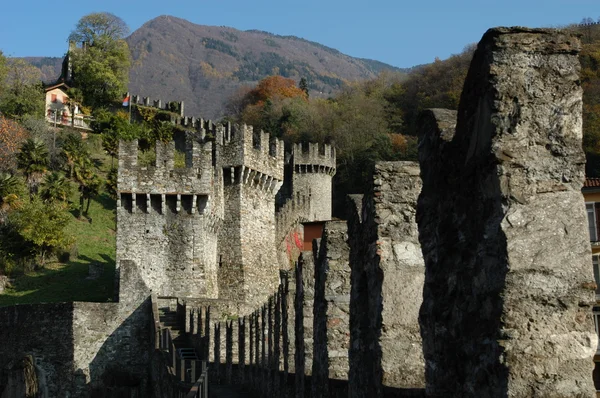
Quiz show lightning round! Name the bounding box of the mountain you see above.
[126,16,405,119]
[23,15,406,119]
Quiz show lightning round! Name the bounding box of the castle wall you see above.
[347,162,426,398]
[117,204,219,298]
[0,301,153,398]
[116,138,220,299]
[0,303,75,397]
[417,28,596,397]
[72,301,152,396]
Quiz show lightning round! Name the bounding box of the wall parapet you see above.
[292,143,336,175]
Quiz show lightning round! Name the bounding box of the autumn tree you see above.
[231,76,308,137]
[0,116,29,172]
[69,12,131,108]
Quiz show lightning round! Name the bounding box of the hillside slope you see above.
[25,15,405,119]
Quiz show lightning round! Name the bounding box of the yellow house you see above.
[44,82,71,126]
[44,82,90,130]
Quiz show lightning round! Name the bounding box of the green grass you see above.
[0,193,117,306]
[0,132,118,307]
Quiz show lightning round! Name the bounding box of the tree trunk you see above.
[79,192,84,218]
[85,195,92,215]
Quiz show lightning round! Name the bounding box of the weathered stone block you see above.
[417,27,595,397]
[348,161,426,398]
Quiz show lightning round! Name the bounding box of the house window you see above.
[594,307,600,353]
[594,255,600,298]
[587,203,598,242]
[62,96,67,104]
[51,94,57,103]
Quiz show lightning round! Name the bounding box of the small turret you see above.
[291,143,336,221]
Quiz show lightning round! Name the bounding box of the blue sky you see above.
[0,0,596,68]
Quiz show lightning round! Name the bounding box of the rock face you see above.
[348,161,425,398]
[417,28,596,397]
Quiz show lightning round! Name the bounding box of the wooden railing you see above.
[185,361,209,398]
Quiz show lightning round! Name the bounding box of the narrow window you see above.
[594,255,600,298]
[594,307,600,354]
[587,203,597,241]
[51,94,57,103]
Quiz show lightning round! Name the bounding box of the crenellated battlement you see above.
[292,143,336,175]
[117,137,213,195]
[221,124,284,183]
[129,94,185,117]
[116,114,335,306]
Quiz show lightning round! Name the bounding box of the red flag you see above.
[122,96,130,107]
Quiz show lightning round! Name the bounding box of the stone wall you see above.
[347,162,426,398]
[219,179,281,306]
[312,221,351,398]
[117,136,220,299]
[0,303,75,397]
[0,300,153,397]
[72,301,152,396]
[417,27,596,397]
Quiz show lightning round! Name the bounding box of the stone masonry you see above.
[291,143,336,222]
[417,28,597,397]
[218,124,284,307]
[312,221,351,398]
[347,162,426,398]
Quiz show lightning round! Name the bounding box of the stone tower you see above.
[218,125,284,306]
[291,143,336,221]
[116,132,221,302]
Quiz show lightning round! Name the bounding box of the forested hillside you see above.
[229,23,600,216]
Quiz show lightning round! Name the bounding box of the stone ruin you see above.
[417,27,596,396]
[0,26,597,398]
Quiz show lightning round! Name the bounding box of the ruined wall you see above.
[312,221,351,398]
[347,162,426,398]
[0,301,153,398]
[0,303,75,397]
[117,136,220,299]
[417,28,596,397]
[72,301,152,396]
[292,143,336,222]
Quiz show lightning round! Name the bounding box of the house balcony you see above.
[46,111,93,131]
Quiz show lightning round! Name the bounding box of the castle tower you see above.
[218,124,284,307]
[291,143,336,221]
[115,131,221,302]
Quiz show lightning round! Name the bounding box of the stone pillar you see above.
[417,28,596,397]
[312,221,351,398]
[294,252,314,398]
[347,162,425,398]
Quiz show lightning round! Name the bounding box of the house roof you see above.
[44,81,70,93]
[584,178,600,188]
